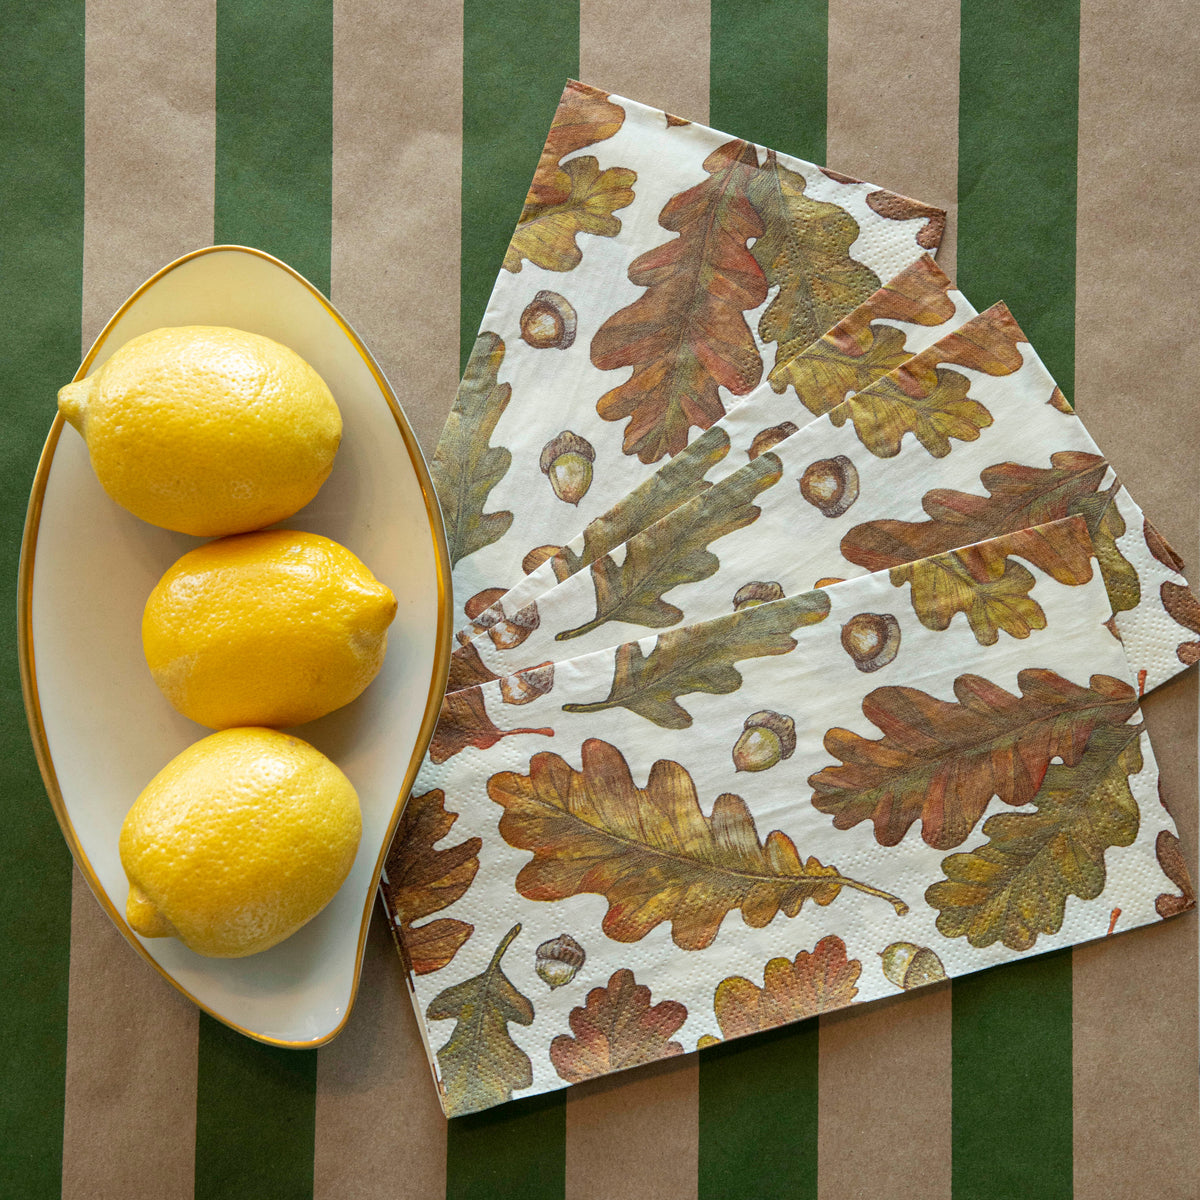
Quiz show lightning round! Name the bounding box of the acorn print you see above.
[733,581,785,611]
[489,601,540,650]
[540,431,595,506]
[520,290,577,350]
[500,661,555,705]
[522,544,562,574]
[841,612,901,672]
[799,455,859,517]
[748,421,798,460]
[880,942,947,991]
[535,933,586,989]
[462,589,540,650]
[732,710,796,772]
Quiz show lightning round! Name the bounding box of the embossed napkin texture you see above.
[451,303,1199,697]
[384,518,1194,1118]
[434,80,947,631]
[460,253,976,636]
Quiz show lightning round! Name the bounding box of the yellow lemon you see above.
[143,530,398,729]
[120,728,362,958]
[58,325,342,536]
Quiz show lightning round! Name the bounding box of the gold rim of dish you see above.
[16,244,453,1049]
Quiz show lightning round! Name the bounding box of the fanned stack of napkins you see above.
[381,81,1200,1118]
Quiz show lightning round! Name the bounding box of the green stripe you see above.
[951,953,1074,1199]
[446,4,578,1194]
[954,4,1079,1197]
[199,4,333,1196]
[446,1092,567,1200]
[957,0,1079,395]
[698,9,828,1194]
[195,1018,319,1200]
[709,0,827,164]
[698,1022,819,1199]
[0,3,83,1195]
[215,0,333,292]
[460,0,579,370]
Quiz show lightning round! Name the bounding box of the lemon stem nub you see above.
[57,379,91,432]
[126,883,177,939]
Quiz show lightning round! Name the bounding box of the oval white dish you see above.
[18,246,451,1047]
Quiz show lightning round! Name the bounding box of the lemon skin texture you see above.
[142,530,398,729]
[57,325,342,537]
[119,728,363,958]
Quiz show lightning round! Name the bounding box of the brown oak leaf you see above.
[1155,830,1197,918]
[592,139,767,462]
[381,789,481,976]
[702,936,861,1044]
[1161,581,1200,666]
[841,452,1140,618]
[1144,517,1185,573]
[506,83,635,273]
[809,669,1140,850]
[429,683,553,765]
[862,254,957,328]
[550,969,687,1082]
[488,739,906,952]
[865,190,947,250]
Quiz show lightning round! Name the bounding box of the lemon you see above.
[143,530,397,729]
[120,728,362,958]
[58,325,342,537]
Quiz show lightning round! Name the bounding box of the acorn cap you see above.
[487,600,540,650]
[799,455,859,517]
[499,661,555,705]
[733,580,785,610]
[841,612,901,672]
[743,710,796,759]
[463,587,505,620]
[540,430,595,474]
[522,544,562,575]
[520,290,577,350]
[748,422,799,460]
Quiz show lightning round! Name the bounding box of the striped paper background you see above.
[2,1,1198,1196]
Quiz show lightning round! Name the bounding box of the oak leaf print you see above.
[865,190,946,250]
[748,151,881,389]
[1155,830,1197,918]
[778,321,915,418]
[431,333,513,567]
[559,450,783,640]
[506,84,635,273]
[488,739,907,952]
[842,453,1140,617]
[563,590,831,728]
[699,936,861,1045]
[926,723,1143,951]
[890,517,1092,645]
[550,969,687,1083]
[427,925,534,1117]
[810,669,1140,849]
[1161,581,1200,666]
[429,683,553,765]
[382,789,481,976]
[859,253,956,328]
[592,139,768,462]
[826,302,1027,458]
[831,357,991,458]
